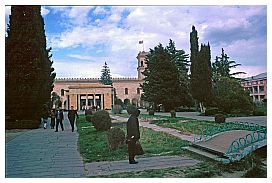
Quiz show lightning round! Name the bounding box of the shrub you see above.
[92,110,112,131]
[215,114,226,123]
[205,107,219,116]
[112,105,123,114]
[85,115,94,123]
[253,110,265,116]
[127,105,138,115]
[107,127,126,150]
[85,109,93,116]
[175,107,196,112]
[170,110,176,118]
[149,109,155,116]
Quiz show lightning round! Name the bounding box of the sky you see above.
[4,5,267,78]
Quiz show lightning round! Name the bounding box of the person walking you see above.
[55,107,64,132]
[50,109,56,129]
[68,106,79,132]
[42,104,50,129]
[126,106,141,164]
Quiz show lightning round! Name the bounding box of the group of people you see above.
[42,104,142,165]
[42,106,78,132]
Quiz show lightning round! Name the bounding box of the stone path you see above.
[5,114,86,178]
[85,156,199,177]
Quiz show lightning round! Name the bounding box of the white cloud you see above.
[41,6,50,16]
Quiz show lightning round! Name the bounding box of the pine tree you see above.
[212,48,246,81]
[141,43,190,111]
[166,39,192,106]
[6,6,55,128]
[99,62,112,85]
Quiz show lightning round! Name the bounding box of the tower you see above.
[136,51,148,80]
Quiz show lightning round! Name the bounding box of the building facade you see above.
[241,72,267,102]
[53,51,147,110]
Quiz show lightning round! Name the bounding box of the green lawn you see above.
[76,115,189,163]
[151,119,266,136]
[76,114,266,178]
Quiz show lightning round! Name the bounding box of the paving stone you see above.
[6,113,86,178]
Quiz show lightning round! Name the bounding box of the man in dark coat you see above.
[126,107,141,164]
[68,106,79,132]
[55,107,64,132]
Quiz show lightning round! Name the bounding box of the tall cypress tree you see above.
[189,26,212,112]
[6,6,55,128]
[99,62,112,85]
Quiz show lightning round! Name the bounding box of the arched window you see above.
[141,61,144,67]
[137,88,140,94]
[125,88,128,95]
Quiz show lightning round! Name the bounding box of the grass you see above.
[151,119,266,136]
[76,115,189,163]
[76,114,266,178]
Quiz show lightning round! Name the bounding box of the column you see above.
[78,94,81,110]
[86,94,88,109]
[93,94,96,107]
[101,94,104,109]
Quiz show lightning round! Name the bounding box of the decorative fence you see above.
[193,121,267,162]
[194,122,266,143]
[225,128,267,162]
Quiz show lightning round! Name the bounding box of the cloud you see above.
[5,5,266,78]
[41,6,50,16]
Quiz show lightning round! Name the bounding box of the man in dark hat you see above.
[126,106,141,164]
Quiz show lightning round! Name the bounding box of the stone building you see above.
[53,51,148,110]
[240,72,267,102]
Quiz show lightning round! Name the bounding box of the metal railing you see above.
[225,128,267,162]
[194,122,266,143]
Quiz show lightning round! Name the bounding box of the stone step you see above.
[182,146,230,164]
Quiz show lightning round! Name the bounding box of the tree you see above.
[141,43,191,111]
[213,77,252,113]
[99,62,112,85]
[166,39,193,107]
[212,48,246,81]
[191,43,213,112]
[6,6,55,128]
[190,26,213,112]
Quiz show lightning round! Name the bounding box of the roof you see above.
[242,72,267,81]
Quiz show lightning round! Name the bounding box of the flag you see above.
[139,40,143,44]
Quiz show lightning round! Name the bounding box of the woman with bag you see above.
[126,106,144,164]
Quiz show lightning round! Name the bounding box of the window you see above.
[61,89,64,96]
[259,86,264,93]
[253,86,258,94]
[141,61,144,67]
[125,88,128,95]
[137,88,140,94]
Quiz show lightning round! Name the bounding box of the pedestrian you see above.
[50,109,56,129]
[126,106,141,164]
[68,106,79,132]
[55,107,64,132]
[42,105,50,129]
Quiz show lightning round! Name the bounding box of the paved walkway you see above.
[5,113,86,178]
[85,156,199,177]
[6,113,201,178]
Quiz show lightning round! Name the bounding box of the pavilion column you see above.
[93,93,96,107]
[86,94,88,109]
[101,94,104,109]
